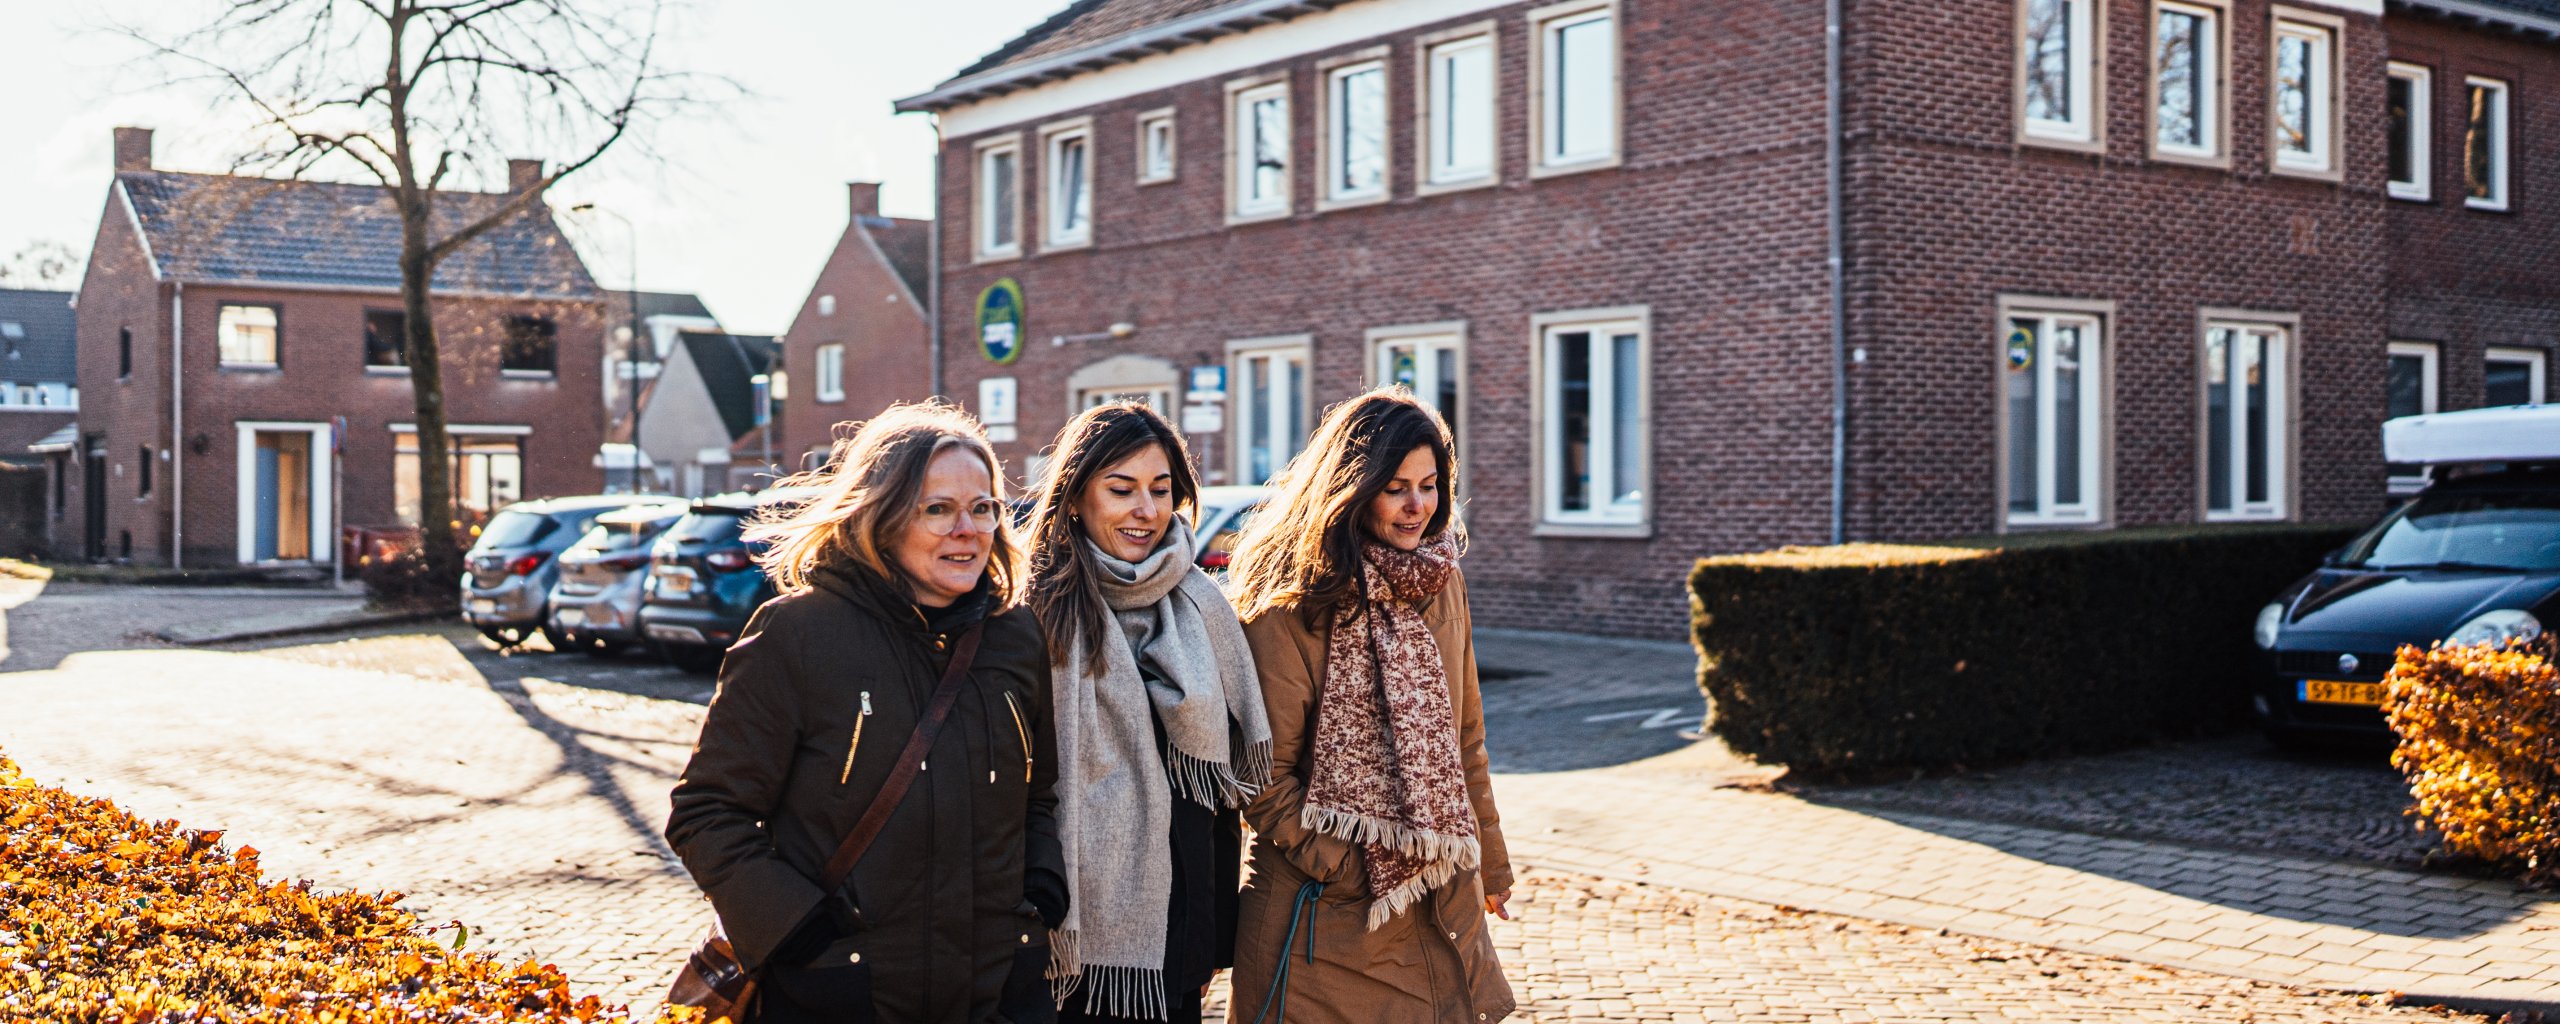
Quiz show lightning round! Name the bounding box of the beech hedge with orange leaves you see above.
[0,749,700,1022]
[2385,634,2560,882]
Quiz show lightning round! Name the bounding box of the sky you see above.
[0,0,1067,336]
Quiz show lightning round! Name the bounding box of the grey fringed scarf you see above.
[1049,517,1271,1020]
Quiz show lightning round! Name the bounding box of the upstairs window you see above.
[217,304,279,367]
[1043,120,1093,248]
[1534,2,1620,171]
[2388,63,2433,201]
[1323,57,1389,205]
[976,136,1022,259]
[816,343,845,403]
[138,446,151,497]
[2151,1,2221,160]
[2270,15,2339,176]
[1137,108,1177,184]
[1229,78,1292,221]
[2204,320,2293,521]
[118,326,132,378]
[1423,31,1497,188]
[500,314,557,376]
[2021,0,2097,145]
[2466,76,2509,210]
[364,309,407,369]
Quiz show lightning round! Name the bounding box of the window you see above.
[1533,2,1620,171]
[976,136,1022,259]
[2151,1,2221,160]
[1229,79,1292,221]
[1137,108,1177,184]
[1422,31,1496,188]
[1536,310,1649,529]
[364,309,407,369]
[2386,341,2439,492]
[816,343,845,403]
[1374,328,1464,454]
[138,446,152,498]
[2486,346,2548,407]
[2388,63,2432,200]
[2020,0,2098,145]
[2003,311,2107,525]
[394,430,525,526]
[2203,320,2293,521]
[1042,120,1093,248]
[2270,15,2338,176]
[818,294,836,317]
[1230,339,1309,485]
[1321,57,1389,206]
[500,315,556,375]
[118,326,131,378]
[2466,76,2509,210]
[217,304,279,367]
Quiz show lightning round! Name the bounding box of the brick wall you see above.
[777,216,932,470]
[69,188,171,562]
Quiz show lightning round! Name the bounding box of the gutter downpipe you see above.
[928,121,946,402]
[170,282,184,569]
[1825,0,1849,546]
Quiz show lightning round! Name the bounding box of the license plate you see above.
[469,598,497,615]
[555,608,585,627]
[2301,679,2385,706]
[657,573,693,594]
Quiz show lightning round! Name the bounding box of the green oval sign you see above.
[977,279,1025,365]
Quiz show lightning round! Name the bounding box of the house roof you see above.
[0,289,75,384]
[2400,0,2560,36]
[117,170,599,299]
[609,290,719,324]
[677,331,779,441]
[860,216,933,308]
[896,0,1356,112]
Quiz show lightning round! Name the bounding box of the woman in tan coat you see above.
[1223,388,1514,1024]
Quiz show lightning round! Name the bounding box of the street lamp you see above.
[569,202,648,493]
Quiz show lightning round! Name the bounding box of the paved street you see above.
[0,579,2522,1019]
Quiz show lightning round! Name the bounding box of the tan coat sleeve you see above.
[1443,570,1511,895]
[1240,609,1367,894]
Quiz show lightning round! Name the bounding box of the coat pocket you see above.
[762,939,875,1024]
[996,931,1054,1024]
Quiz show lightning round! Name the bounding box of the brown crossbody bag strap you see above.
[817,620,985,891]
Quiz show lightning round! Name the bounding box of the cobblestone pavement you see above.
[0,577,352,671]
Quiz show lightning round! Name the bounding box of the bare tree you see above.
[122,0,709,589]
[0,241,85,289]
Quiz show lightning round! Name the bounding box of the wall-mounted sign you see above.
[978,376,1019,426]
[1180,403,1224,434]
[977,279,1026,364]
[1187,365,1227,404]
[2005,327,2035,372]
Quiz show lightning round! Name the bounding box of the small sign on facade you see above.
[986,424,1019,444]
[1180,403,1224,434]
[977,279,1026,365]
[1187,365,1227,404]
[2005,327,2035,372]
[979,376,1019,426]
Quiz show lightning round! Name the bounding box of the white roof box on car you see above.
[2383,404,2560,464]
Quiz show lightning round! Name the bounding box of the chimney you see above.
[113,127,154,173]
[508,158,544,193]
[848,182,880,219]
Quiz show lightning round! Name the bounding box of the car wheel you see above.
[664,643,724,675]
[480,625,530,648]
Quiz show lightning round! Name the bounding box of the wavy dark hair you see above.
[1229,386,1463,629]
[1025,402,1202,674]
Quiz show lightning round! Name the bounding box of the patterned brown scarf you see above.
[1303,533,1479,930]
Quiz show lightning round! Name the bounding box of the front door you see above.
[253,430,314,561]
[81,435,105,562]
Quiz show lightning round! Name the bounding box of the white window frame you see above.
[1318,50,1392,210]
[2485,346,2548,405]
[1226,76,1293,224]
[2385,340,2440,495]
[1418,24,1499,194]
[1530,306,1651,536]
[973,134,1023,261]
[1998,304,2112,528]
[217,303,280,368]
[1529,0,1623,176]
[1368,322,1468,462]
[2388,62,2433,201]
[1040,117,1095,250]
[2200,313,2298,522]
[1228,336,1312,486]
[2465,75,2510,211]
[2268,10,2343,180]
[1136,107,1177,185]
[815,343,845,403]
[2148,0,2227,165]
[2018,0,2103,150]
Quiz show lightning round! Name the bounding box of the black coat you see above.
[666,564,1064,1024]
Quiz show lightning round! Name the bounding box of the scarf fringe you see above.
[1164,738,1272,809]
[1300,805,1482,869]
[1047,950,1170,1022]
[1363,855,1467,930]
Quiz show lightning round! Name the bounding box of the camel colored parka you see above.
[1227,568,1514,1024]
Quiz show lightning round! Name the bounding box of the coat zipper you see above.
[840,691,872,784]
[1001,691,1033,783]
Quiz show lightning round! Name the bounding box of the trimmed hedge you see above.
[2385,634,2560,881]
[0,749,690,1022]
[1689,523,2358,774]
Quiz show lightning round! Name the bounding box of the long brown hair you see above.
[1025,402,1201,674]
[1229,387,1463,628]
[746,401,1023,604]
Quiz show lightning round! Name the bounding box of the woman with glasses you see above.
[667,402,1065,1024]
[1021,403,1268,1024]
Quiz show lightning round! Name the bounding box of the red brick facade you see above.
[915,0,2560,637]
[774,184,933,471]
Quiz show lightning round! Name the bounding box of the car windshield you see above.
[2345,490,2560,571]
[475,510,555,550]
[668,510,748,546]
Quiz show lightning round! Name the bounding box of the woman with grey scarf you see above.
[1023,402,1272,1024]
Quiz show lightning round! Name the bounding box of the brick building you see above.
[773,182,933,470]
[897,0,2560,637]
[67,127,606,567]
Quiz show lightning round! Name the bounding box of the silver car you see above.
[546,502,689,655]
[461,495,677,648]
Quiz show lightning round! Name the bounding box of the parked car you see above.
[2252,405,2560,745]
[637,487,816,673]
[1191,485,1267,570]
[546,501,691,656]
[462,495,677,648]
